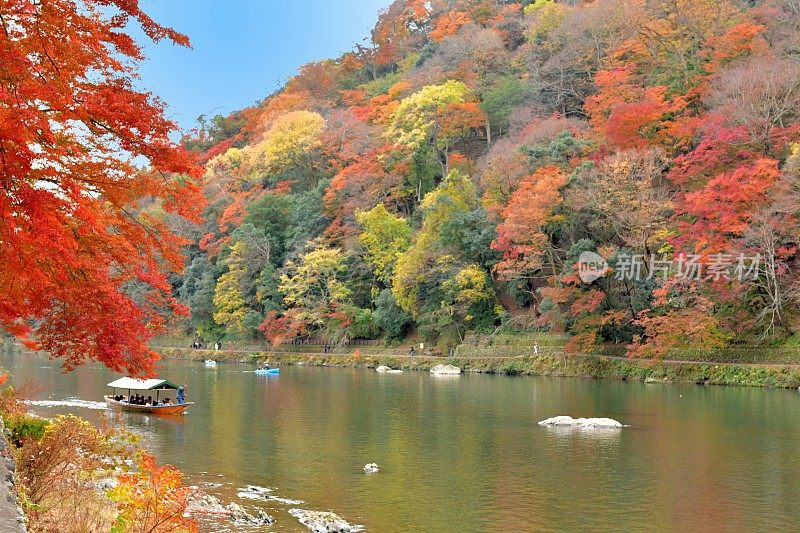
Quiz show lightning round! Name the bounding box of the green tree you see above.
[480,77,534,141]
[440,207,501,271]
[179,256,219,338]
[288,184,330,250]
[244,193,293,264]
[373,289,414,340]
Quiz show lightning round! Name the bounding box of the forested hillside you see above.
[175,0,800,356]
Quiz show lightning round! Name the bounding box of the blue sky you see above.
[134,0,390,131]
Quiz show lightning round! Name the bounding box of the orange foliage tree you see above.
[110,452,197,533]
[585,65,688,150]
[492,166,566,278]
[675,157,781,253]
[0,0,203,375]
[430,11,471,42]
[628,280,732,359]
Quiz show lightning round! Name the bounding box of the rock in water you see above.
[227,502,275,525]
[289,509,364,533]
[538,416,626,428]
[186,487,274,526]
[364,463,379,474]
[430,364,462,375]
[375,365,391,372]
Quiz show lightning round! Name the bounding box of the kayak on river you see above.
[255,362,279,375]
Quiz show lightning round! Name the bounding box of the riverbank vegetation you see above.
[171,0,800,361]
[0,377,196,533]
[158,346,800,390]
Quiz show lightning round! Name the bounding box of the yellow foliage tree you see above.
[252,110,325,182]
[387,80,484,177]
[279,240,352,328]
[392,170,478,315]
[213,241,249,333]
[356,203,412,284]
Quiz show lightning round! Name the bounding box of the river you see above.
[2,349,799,531]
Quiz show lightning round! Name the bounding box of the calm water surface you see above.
[2,349,800,532]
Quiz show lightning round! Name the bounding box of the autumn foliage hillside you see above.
[179,0,800,357]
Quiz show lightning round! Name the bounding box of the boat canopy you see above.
[107,377,179,391]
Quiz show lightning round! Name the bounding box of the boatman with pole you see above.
[177,383,187,405]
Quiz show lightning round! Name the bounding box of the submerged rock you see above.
[538,416,626,428]
[237,484,304,505]
[430,364,462,375]
[289,508,364,533]
[363,463,379,474]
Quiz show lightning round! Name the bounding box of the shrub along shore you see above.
[159,346,800,390]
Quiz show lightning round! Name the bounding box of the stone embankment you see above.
[0,421,26,533]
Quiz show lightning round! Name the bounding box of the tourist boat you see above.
[254,367,280,375]
[104,377,193,415]
[204,359,218,367]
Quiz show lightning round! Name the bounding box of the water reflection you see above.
[541,425,623,444]
[1,351,799,532]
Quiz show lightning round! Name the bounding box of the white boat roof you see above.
[107,377,179,390]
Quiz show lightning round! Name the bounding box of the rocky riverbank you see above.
[158,346,800,389]
[0,421,26,533]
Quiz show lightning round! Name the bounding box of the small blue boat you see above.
[254,368,280,375]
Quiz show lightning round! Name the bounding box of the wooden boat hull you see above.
[104,396,192,415]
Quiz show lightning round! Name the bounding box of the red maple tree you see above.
[0,0,203,375]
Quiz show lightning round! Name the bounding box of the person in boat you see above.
[177,384,186,405]
[163,398,172,405]
[259,361,271,370]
